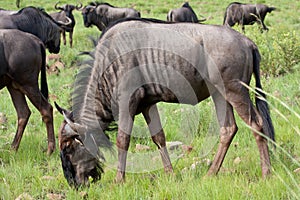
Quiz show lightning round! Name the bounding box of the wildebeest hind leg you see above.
[7,85,31,151]
[142,104,173,173]
[22,85,55,155]
[227,88,271,177]
[207,91,237,176]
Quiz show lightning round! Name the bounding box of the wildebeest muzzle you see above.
[55,102,103,188]
[59,123,103,188]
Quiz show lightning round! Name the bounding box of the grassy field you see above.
[0,0,299,199]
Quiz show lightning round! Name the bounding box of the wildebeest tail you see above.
[253,47,275,142]
[40,44,49,100]
[267,7,276,13]
[223,8,228,25]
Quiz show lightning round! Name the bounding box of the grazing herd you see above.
[0,1,277,188]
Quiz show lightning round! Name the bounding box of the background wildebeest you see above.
[0,6,70,53]
[0,29,55,155]
[56,18,275,187]
[167,2,205,23]
[81,2,141,31]
[223,2,276,32]
[50,2,83,48]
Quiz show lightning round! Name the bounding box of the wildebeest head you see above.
[46,16,74,53]
[37,8,72,53]
[81,5,96,28]
[55,102,103,188]
[81,5,108,31]
[55,2,83,17]
[45,27,61,53]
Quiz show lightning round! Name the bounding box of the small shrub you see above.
[250,29,300,77]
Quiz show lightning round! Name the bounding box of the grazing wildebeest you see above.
[167,2,205,23]
[56,18,275,187]
[81,2,141,31]
[50,2,83,48]
[0,29,55,155]
[223,2,276,32]
[0,6,70,53]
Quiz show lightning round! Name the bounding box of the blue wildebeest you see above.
[167,2,205,23]
[223,2,276,32]
[56,18,275,187]
[0,6,70,53]
[50,2,83,48]
[0,29,55,155]
[81,2,141,31]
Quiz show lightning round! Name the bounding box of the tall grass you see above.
[0,0,299,199]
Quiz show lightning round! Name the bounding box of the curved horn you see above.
[63,112,84,132]
[86,5,96,10]
[55,2,63,10]
[90,1,98,6]
[76,2,83,10]
[54,102,71,116]
[57,16,72,26]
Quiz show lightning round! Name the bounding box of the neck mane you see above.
[72,55,115,133]
[13,7,58,44]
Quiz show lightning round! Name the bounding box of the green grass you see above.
[0,0,300,199]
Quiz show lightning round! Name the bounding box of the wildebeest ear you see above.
[54,102,71,116]
[60,129,83,149]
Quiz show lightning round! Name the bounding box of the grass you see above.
[0,0,299,199]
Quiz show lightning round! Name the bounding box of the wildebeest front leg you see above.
[69,30,73,48]
[7,85,31,151]
[207,92,237,176]
[115,109,134,183]
[116,128,131,183]
[261,21,269,31]
[23,85,55,155]
[142,104,173,173]
[62,30,66,46]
